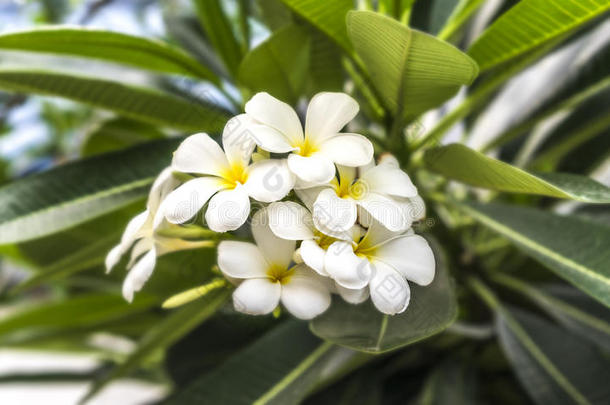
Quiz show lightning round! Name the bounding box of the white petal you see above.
[105,244,122,273]
[127,238,154,269]
[147,167,178,213]
[245,122,296,153]
[358,217,404,250]
[122,249,157,303]
[251,208,295,269]
[205,185,251,232]
[359,161,417,198]
[378,153,400,168]
[244,159,295,203]
[313,188,357,239]
[318,133,373,167]
[287,153,336,184]
[336,284,369,304]
[325,241,372,289]
[305,92,359,142]
[163,177,225,224]
[369,261,410,315]
[358,193,411,232]
[245,92,304,145]
[171,133,229,176]
[402,195,426,222]
[233,278,281,315]
[121,210,149,246]
[300,239,328,276]
[294,186,328,210]
[281,265,331,320]
[373,235,435,286]
[267,201,315,240]
[217,241,268,278]
[222,114,257,168]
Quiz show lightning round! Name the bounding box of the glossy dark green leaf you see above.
[494,274,610,352]
[425,143,610,202]
[0,138,180,245]
[468,0,610,72]
[238,24,310,104]
[460,202,610,307]
[0,27,218,81]
[417,361,477,405]
[165,320,371,405]
[0,69,229,131]
[310,240,457,353]
[347,11,478,119]
[497,308,610,405]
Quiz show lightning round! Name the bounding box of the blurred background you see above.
[0,0,609,404]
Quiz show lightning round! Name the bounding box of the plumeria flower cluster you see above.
[106,92,435,319]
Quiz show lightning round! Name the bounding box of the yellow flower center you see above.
[295,137,319,157]
[219,163,249,189]
[314,230,339,250]
[266,264,294,284]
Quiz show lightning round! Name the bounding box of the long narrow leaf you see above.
[0,69,229,131]
[0,27,218,82]
[0,138,180,245]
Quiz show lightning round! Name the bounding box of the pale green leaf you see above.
[437,0,486,40]
[280,0,353,52]
[238,24,310,104]
[165,320,372,405]
[0,26,218,82]
[310,238,457,353]
[460,202,610,307]
[0,138,180,245]
[468,0,610,72]
[347,11,478,119]
[0,69,229,131]
[82,287,230,403]
[424,143,610,202]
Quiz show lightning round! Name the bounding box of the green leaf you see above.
[82,287,230,403]
[0,69,229,131]
[310,239,457,353]
[468,0,610,72]
[0,138,180,245]
[459,202,610,307]
[347,11,478,119]
[307,29,344,94]
[498,308,610,405]
[238,24,310,104]
[257,0,292,31]
[165,320,372,405]
[192,0,243,76]
[493,275,610,352]
[424,143,610,202]
[0,26,218,82]
[81,117,166,157]
[0,293,157,341]
[437,0,486,40]
[416,361,477,405]
[280,0,353,52]
[10,231,119,294]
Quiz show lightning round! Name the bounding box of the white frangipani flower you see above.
[105,168,213,302]
[244,92,374,185]
[161,115,295,232]
[298,158,420,237]
[325,221,436,315]
[217,209,331,320]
